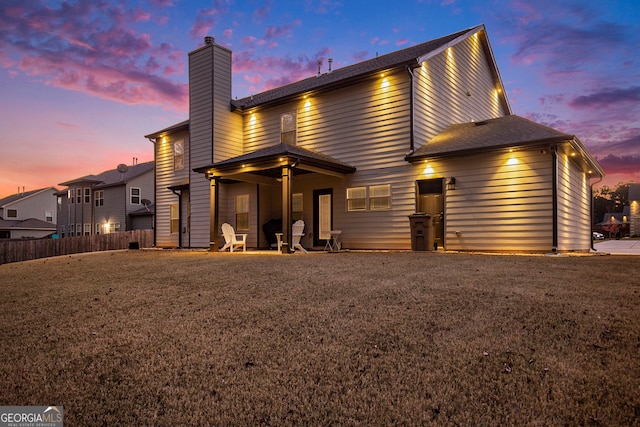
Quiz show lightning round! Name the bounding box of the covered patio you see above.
[194,143,356,252]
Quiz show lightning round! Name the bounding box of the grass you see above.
[1,250,639,426]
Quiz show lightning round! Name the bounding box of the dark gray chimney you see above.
[204,36,214,46]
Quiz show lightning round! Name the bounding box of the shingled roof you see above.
[194,143,356,175]
[406,115,575,161]
[0,187,56,207]
[59,161,154,188]
[231,25,482,111]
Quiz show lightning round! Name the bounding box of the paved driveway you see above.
[593,239,640,255]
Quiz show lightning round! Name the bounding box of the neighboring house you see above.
[56,161,154,237]
[627,183,639,237]
[597,207,631,238]
[146,25,604,253]
[0,187,58,239]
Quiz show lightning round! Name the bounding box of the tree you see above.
[593,182,630,226]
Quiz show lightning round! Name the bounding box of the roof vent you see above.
[317,59,323,77]
[474,120,489,126]
[204,36,215,46]
[328,58,333,73]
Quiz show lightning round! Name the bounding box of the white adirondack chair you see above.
[291,220,307,253]
[221,223,247,252]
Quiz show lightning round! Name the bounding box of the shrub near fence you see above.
[0,230,154,265]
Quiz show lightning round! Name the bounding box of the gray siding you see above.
[154,129,189,247]
[444,150,554,252]
[557,151,591,251]
[414,31,507,147]
[188,42,243,247]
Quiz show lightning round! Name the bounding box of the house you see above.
[0,187,58,239]
[56,161,154,237]
[146,25,604,253]
[628,183,639,237]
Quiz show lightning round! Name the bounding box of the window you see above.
[84,223,91,236]
[170,204,179,233]
[95,191,104,207]
[45,211,53,222]
[235,194,249,231]
[174,140,184,170]
[76,188,82,204]
[280,111,296,144]
[68,189,74,204]
[61,225,65,237]
[57,196,62,211]
[131,187,141,204]
[104,223,120,234]
[76,224,82,235]
[6,209,17,218]
[84,188,91,204]
[346,184,391,211]
[95,224,101,235]
[369,184,391,210]
[292,193,303,221]
[346,187,367,211]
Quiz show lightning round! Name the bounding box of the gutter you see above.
[170,186,183,248]
[551,144,558,253]
[589,175,604,252]
[147,137,158,248]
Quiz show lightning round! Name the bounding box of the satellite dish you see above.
[117,164,129,173]
[141,199,151,206]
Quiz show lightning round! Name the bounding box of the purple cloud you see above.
[570,87,640,109]
[0,0,188,111]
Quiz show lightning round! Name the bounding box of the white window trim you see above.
[346,184,391,212]
[130,187,141,205]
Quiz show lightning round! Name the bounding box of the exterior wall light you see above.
[447,177,456,190]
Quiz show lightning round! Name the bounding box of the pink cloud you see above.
[396,39,409,46]
[0,1,188,112]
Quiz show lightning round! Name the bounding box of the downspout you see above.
[406,66,415,153]
[590,175,604,251]
[170,187,183,248]
[551,144,558,253]
[147,137,157,248]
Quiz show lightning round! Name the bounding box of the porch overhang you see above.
[193,142,356,180]
[193,143,355,253]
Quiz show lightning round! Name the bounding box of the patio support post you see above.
[281,165,292,253]
[209,175,219,252]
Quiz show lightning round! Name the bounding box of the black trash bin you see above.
[408,213,434,251]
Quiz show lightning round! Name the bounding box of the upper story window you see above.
[7,209,17,218]
[174,140,184,170]
[95,191,104,207]
[68,189,74,204]
[84,188,91,204]
[45,211,53,222]
[131,187,141,204]
[76,188,82,204]
[280,111,296,144]
[57,196,62,211]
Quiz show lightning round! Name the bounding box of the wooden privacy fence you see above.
[0,230,154,265]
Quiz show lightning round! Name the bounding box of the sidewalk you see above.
[593,239,640,255]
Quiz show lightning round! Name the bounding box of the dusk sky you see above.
[1,0,638,198]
